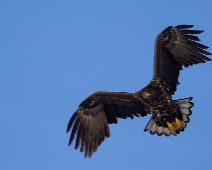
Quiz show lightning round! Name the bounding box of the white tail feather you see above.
[180,109,191,115]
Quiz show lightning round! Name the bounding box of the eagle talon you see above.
[175,118,182,128]
[167,122,176,131]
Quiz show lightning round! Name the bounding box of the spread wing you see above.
[67,91,148,158]
[153,25,211,95]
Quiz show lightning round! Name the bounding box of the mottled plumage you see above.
[67,25,211,158]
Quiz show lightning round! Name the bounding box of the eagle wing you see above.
[67,91,148,158]
[153,25,211,95]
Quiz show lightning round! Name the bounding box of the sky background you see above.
[1,1,212,170]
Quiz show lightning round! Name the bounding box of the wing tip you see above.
[67,112,77,133]
[175,24,194,29]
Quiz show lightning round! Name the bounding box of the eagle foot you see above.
[175,118,182,128]
[167,122,175,131]
[167,118,182,130]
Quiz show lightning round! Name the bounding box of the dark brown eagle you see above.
[67,25,211,158]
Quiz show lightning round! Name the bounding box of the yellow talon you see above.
[167,122,175,131]
[175,118,182,128]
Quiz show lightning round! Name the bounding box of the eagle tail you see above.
[174,97,194,126]
[144,97,194,136]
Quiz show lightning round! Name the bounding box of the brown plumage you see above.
[67,25,211,158]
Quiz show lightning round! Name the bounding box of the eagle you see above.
[67,25,211,158]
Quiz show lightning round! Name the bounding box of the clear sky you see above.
[1,1,212,170]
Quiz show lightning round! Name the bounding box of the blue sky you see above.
[1,1,212,170]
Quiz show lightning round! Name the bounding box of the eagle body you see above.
[67,25,211,157]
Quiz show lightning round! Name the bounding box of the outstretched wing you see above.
[153,25,211,95]
[67,91,148,158]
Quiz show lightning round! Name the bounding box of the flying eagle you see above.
[67,25,211,158]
